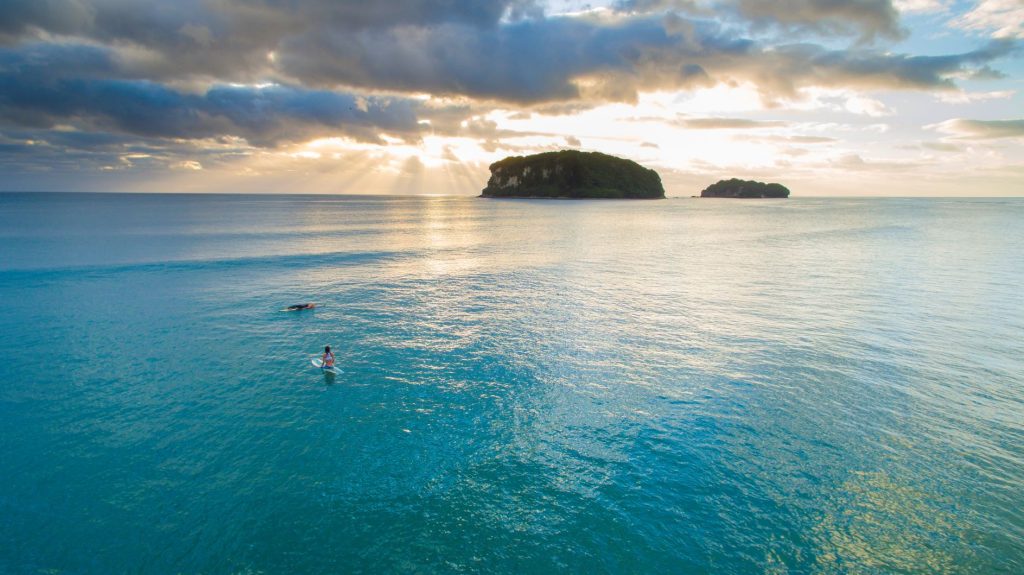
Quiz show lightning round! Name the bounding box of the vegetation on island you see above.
[481,150,664,199]
[700,178,790,198]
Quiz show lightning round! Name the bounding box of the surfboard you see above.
[311,357,341,375]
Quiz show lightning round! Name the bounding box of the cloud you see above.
[731,0,904,41]
[1,3,1014,107]
[788,135,837,143]
[0,0,539,41]
[929,118,1024,139]
[0,0,97,41]
[0,0,1020,191]
[677,117,788,129]
[953,0,1024,39]
[893,0,948,14]
[758,39,1017,96]
[0,127,182,156]
[0,1,544,82]
[0,44,425,146]
[920,141,961,152]
[172,160,203,170]
[747,134,837,144]
[274,15,688,103]
[0,127,214,181]
[618,0,904,41]
[844,95,892,116]
[934,89,1015,104]
[832,152,924,171]
[274,15,1016,104]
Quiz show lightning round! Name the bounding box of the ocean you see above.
[1,192,1022,573]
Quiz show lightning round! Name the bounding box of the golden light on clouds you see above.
[135,76,1020,197]
[4,0,1017,196]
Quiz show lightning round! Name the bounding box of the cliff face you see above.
[700,178,790,198]
[481,150,665,199]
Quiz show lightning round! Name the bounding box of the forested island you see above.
[700,179,790,198]
[479,151,791,199]
[480,151,664,199]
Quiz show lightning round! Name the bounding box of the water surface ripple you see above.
[1,193,1022,573]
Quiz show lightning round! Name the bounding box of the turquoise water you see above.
[1,192,1022,573]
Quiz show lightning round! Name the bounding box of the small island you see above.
[700,178,790,198]
[481,150,664,199]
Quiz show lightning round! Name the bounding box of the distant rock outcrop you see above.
[481,150,664,199]
[700,178,790,198]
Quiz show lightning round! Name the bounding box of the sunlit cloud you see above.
[677,117,788,129]
[844,95,893,117]
[173,160,204,170]
[929,118,1024,139]
[894,0,949,15]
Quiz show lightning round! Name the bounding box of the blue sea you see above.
[1,192,1022,574]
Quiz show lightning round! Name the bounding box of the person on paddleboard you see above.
[321,346,335,370]
[287,303,316,311]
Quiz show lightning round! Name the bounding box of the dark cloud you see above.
[0,0,98,41]
[273,14,1013,104]
[236,0,542,29]
[0,44,424,145]
[1,3,1015,107]
[0,127,162,152]
[618,0,903,41]
[732,0,903,41]
[0,1,542,81]
[0,127,222,177]
[731,39,1019,100]
[0,0,539,40]
[274,16,690,102]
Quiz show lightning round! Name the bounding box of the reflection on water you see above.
[1,193,1022,573]
[814,470,971,574]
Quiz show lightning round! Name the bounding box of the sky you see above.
[0,0,1021,196]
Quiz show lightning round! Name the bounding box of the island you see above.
[700,178,790,198]
[480,150,664,199]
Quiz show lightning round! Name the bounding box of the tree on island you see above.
[481,150,664,199]
[700,178,790,198]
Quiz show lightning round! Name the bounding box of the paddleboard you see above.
[311,357,341,375]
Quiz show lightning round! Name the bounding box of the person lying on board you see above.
[286,303,316,311]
